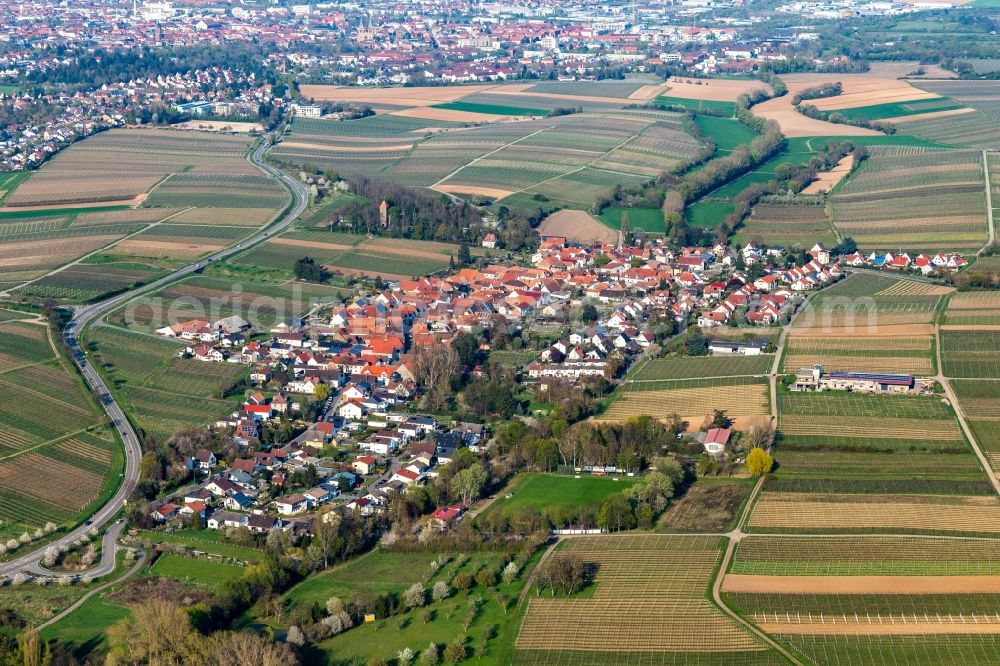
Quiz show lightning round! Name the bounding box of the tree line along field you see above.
[600,376,770,430]
[830,147,988,251]
[0,320,122,531]
[515,535,786,666]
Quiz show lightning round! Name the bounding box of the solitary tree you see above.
[747,447,774,477]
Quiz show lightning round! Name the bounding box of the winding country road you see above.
[0,136,309,577]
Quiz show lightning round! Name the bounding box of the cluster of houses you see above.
[148,413,487,529]
[0,67,280,171]
[843,251,969,275]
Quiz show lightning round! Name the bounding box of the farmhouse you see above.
[792,365,914,394]
[708,339,768,356]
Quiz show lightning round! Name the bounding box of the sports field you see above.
[479,473,635,523]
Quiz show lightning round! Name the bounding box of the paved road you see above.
[0,136,309,577]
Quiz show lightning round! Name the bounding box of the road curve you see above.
[0,136,309,576]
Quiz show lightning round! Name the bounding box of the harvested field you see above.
[268,237,354,252]
[5,174,159,207]
[165,207,275,227]
[112,239,224,259]
[886,107,976,124]
[748,493,1000,534]
[74,208,183,226]
[723,575,1000,595]
[390,106,511,123]
[0,194,147,211]
[602,379,769,428]
[664,77,770,101]
[434,184,514,199]
[299,83,504,104]
[172,120,262,132]
[538,209,619,245]
[516,535,775,656]
[0,233,123,274]
[754,96,880,138]
[801,155,854,194]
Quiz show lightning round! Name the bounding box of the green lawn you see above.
[432,101,549,117]
[694,116,758,152]
[597,207,665,233]
[147,552,244,586]
[686,200,735,228]
[479,473,636,521]
[40,594,129,652]
[136,530,264,562]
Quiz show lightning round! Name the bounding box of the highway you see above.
[0,136,309,577]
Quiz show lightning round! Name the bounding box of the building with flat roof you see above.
[793,365,914,394]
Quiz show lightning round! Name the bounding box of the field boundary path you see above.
[982,150,995,255]
[36,547,147,632]
[431,126,552,189]
[0,135,309,577]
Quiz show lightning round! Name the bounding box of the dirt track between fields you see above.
[724,575,1000,594]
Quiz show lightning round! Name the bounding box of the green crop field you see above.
[597,207,665,233]
[836,97,965,121]
[656,96,736,115]
[431,101,549,116]
[694,116,758,153]
[147,553,244,586]
[686,200,735,229]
